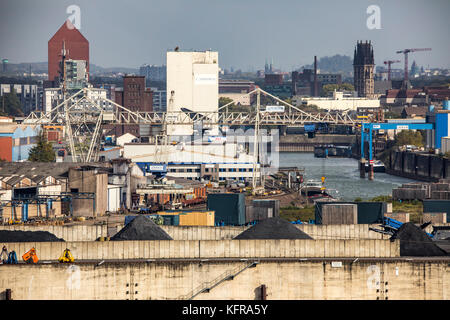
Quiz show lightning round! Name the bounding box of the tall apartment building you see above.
[353,40,375,98]
[0,84,39,115]
[166,50,219,135]
[48,20,89,83]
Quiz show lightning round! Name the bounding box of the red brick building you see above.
[114,76,153,113]
[48,20,89,82]
[106,76,153,137]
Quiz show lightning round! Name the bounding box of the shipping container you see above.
[423,200,450,217]
[315,201,386,224]
[156,210,215,226]
[246,199,280,223]
[321,204,358,224]
[179,211,215,226]
[207,193,246,225]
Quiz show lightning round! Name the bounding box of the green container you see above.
[207,193,246,225]
[423,200,450,216]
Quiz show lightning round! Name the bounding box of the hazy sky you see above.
[1,0,449,70]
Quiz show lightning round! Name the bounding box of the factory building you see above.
[218,80,256,106]
[0,124,41,162]
[166,50,219,135]
[292,91,380,111]
[123,142,259,182]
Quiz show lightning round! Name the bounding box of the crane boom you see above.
[396,48,432,86]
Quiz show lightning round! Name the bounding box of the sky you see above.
[0,0,449,71]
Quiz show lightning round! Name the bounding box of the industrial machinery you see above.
[383,60,401,81]
[58,248,75,263]
[7,251,18,264]
[22,248,39,264]
[369,216,434,238]
[0,246,8,264]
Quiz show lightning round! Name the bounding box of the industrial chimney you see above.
[314,56,318,97]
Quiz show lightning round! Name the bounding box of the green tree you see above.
[0,89,24,117]
[28,133,56,162]
[395,130,424,147]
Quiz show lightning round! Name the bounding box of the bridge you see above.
[23,87,361,163]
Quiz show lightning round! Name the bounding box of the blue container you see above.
[443,100,449,110]
[304,124,316,132]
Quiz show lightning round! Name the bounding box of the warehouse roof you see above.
[0,162,111,179]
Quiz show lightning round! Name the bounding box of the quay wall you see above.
[0,239,400,260]
[0,259,448,300]
[387,151,450,182]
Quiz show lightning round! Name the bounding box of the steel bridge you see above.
[25,87,356,127]
[23,87,358,163]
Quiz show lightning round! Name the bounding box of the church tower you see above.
[353,40,375,98]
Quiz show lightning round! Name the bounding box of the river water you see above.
[279,152,417,201]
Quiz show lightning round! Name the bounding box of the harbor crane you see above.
[383,60,401,81]
[396,48,432,86]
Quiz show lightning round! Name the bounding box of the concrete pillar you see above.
[360,158,366,178]
[368,164,374,180]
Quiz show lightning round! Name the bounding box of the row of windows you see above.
[168,168,253,173]
[128,92,141,97]
[127,84,140,89]
[219,168,253,172]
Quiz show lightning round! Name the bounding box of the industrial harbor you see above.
[0,0,449,306]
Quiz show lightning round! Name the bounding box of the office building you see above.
[48,20,89,83]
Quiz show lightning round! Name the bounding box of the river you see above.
[279,152,418,201]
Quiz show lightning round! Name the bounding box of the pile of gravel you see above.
[390,222,448,256]
[0,230,64,242]
[111,215,173,241]
[234,217,313,240]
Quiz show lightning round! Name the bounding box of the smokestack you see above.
[314,56,318,97]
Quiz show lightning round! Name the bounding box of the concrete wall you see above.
[0,223,394,241]
[0,259,447,300]
[0,239,400,261]
[0,225,108,241]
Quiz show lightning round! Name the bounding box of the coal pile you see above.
[390,223,448,256]
[111,215,173,241]
[0,230,64,242]
[234,217,313,240]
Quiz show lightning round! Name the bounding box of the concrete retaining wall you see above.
[0,239,400,260]
[0,223,396,241]
[0,259,447,300]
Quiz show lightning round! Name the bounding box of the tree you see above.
[395,130,424,147]
[0,89,23,117]
[28,133,56,162]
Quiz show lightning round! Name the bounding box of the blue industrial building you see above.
[0,124,41,162]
